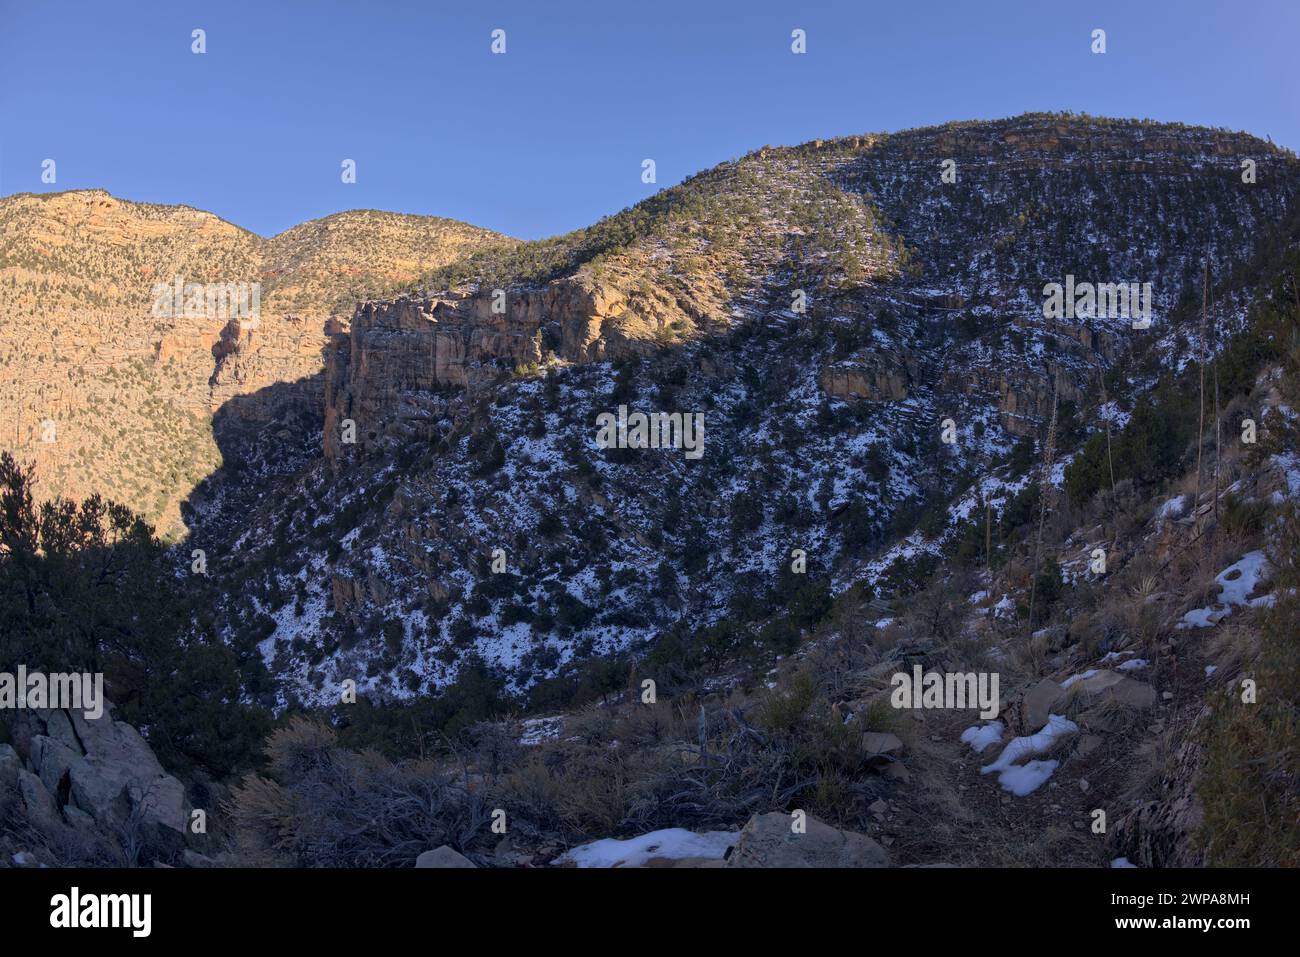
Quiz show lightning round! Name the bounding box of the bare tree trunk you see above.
[1210,265,1221,522]
[1027,374,1060,630]
[985,491,992,575]
[1195,260,1208,522]
[1102,380,1116,496]
[1096,351,1117,545]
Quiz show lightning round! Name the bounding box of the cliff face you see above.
[0,191,509,535]
[322,279,664,463]
[322,115,1299,465]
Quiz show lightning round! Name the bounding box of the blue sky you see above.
[2,0,1296,239]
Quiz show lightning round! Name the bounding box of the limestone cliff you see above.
[0,191,510,535]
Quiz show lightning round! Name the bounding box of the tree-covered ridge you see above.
[414,113,1298,299]
[417,145,907,297]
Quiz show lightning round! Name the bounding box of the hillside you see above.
[0,190,510,535]
[3,112,1299,871]
[191,114,1299,709]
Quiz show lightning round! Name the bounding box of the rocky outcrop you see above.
[820,359,909,402]
[994,367,1086,437]
[0,191,505,535]
[1,703,194,865]
[323,292,540,464]
[323,276,663,463]
[330,569,391,615]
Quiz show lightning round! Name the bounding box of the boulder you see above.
[1023,678,1065,730]
[63,806,97,831]
[17,770,63,836]
[1068,670,1157,710]
[415,846,477,869]
[860,732,904,767]
[725,812,888,868]
[31,735,82,802]
[20,708,83,755]
[15,707,188,844]
[0,743,21,791]
[125,777,188,837]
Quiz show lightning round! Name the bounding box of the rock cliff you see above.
[0,191,509,535]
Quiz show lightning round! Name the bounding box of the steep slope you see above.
[192,114,1300,711]
[0,191,510,535]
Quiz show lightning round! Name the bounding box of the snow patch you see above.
[980,714,1078,796]
[1178,551,1273,629]
[960,720,1005,754]
[558,828,739,868]
[1061,669,1100,690]
[1154,495,1187,525]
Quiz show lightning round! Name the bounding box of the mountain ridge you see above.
[0,188,511,533]
[3,112,1299,871]
[179,112,1300,710]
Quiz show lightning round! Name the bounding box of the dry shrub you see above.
[1069,609,1106,659]
[499,745,640,838]
[1121,727,1180,804]
[581,695,694,749]
[228,717,485,867]
[1012,629,1049,676]
[1203,612,1259,682]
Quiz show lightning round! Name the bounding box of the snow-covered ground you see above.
[557,828,739,867]
[980,714,1078,796]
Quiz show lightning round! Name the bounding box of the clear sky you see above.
[2,0,1296,240]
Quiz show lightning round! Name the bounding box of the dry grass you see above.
[228,718,488,867]
[1196,507,1300,866]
